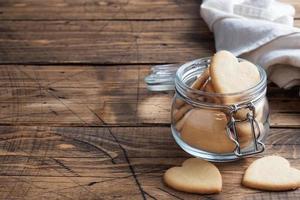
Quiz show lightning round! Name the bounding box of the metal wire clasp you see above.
[226,102,265,157]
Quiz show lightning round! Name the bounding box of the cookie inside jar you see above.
[172,51,269,158]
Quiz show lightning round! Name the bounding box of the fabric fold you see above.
[200,0,300,89]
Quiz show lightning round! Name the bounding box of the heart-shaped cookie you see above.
[164,158,222,194]
[210,51,260,94]
[242,155,300,191]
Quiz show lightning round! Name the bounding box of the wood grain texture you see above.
[0,0,299,199]
[0,0,201,20]
[0,65,298,127]
[0,19,213,64]
[1,22,300,64]
[0,8,299,64]
[0,126,299,199]
[0,25,298,64]
[0,0,298,20]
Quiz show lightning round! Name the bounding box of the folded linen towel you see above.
[200,0,300,89]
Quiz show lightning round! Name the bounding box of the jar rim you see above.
[175,57,267,100]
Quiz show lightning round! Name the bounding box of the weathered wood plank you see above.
[0,0,201,20]
[0,20,213,64]
[0,19,299,64]
[0,65,298,127]
[0,0,298,20]
[2,175,300,200]
[0,19,212,64]
[0,176,143,200]
[0,19,211,34]
[0,126,299,177]
[0,126,299,199]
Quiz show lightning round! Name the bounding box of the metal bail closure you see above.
[226,103,265,157]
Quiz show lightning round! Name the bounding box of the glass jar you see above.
[171,57,269,162]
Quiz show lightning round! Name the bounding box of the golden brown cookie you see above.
[180,108,263,153]
[190,68,210,89]
[203,80,221,104]
[173,104,193,122]
[242,156,300,191]
[235,121,264,148]
[234,98,266,121]
[175,68,209,109]
[175,109,193,131]
[210,50,260,94]
[180,108,236,153]
[164,158,222,194]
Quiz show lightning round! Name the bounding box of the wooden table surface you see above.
[0,0,299,199]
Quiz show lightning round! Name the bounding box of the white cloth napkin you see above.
[200,0,300,89]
